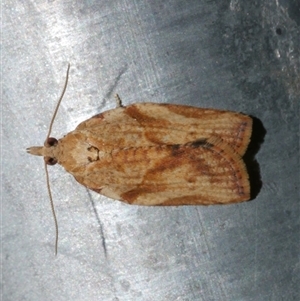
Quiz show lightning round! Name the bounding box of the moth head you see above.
[26,137,58,165]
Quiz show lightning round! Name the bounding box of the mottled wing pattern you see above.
[72,103,252,205]
[73,136,250,205]
[76,103,252,156]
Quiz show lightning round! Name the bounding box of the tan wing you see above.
[76,103,252,156]
[73,136,250,205]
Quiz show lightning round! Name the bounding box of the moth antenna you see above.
[45,63,70,255]
[44,161,59,255]
[46,63,70,140]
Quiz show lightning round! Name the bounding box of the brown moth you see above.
[27,65,252,252]
[28,78,252,206]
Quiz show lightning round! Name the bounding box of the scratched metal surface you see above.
[2,1,299,300]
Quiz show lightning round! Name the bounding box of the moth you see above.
[27,65,252,252]
[28,70,252,206]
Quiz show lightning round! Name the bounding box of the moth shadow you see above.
[243,116,266,200]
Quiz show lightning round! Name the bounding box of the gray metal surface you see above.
[2,1,299,300]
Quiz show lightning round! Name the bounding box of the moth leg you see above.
[114,94,123,108]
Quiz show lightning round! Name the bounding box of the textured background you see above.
[2,1,299,300]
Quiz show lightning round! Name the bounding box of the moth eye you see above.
[44,156,58,166]
[44,137,58,147]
